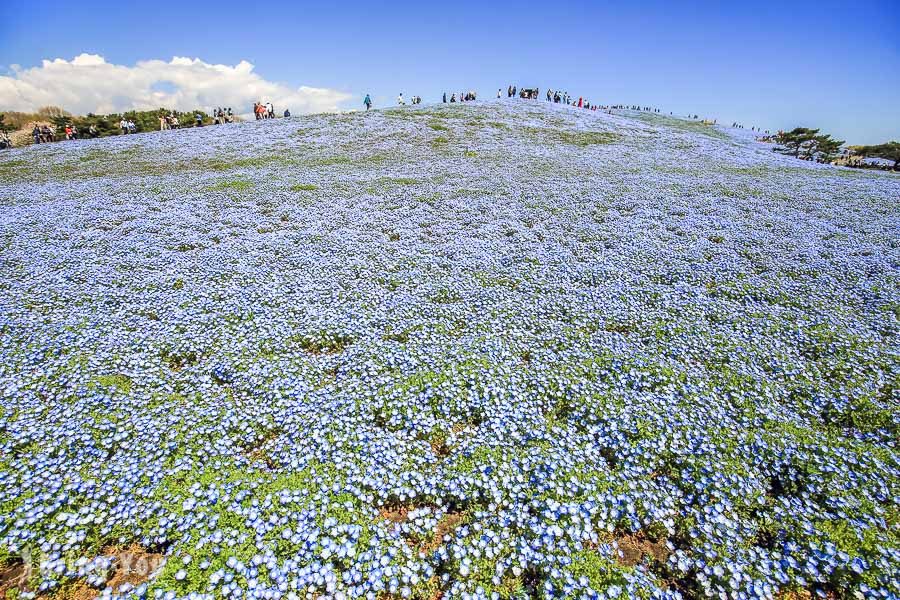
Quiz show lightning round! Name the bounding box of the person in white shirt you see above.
[397,93,405,105]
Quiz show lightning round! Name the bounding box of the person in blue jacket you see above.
[364,94,372,111]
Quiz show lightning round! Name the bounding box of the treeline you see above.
[848,141,900,171]
[0,106,213,145]
[768,127,898,171]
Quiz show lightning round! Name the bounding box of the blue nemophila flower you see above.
[0,100,897,599]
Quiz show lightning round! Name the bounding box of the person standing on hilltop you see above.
[364,94,372,111]
[397,93,405,105]
[442,92,447,103]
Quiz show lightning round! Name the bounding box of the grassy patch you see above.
[306,155,352,167]
[207,179,253,191]
[430,137,450,150]
[93,374,133,394]
[557,131,619,146]
[522,127,619,147]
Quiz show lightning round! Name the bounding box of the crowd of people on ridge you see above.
[440,91,477,103]
[30,122,103,142]
[254,102,276,120]
[157,114,182,130]
[3,86,883,169]
[213,108,235,125]
[31,124,59,143]
[397,94,423,105]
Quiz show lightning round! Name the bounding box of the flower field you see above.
[0,101,898,599]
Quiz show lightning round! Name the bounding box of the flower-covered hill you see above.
[0,101,898,600]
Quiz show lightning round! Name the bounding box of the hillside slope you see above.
[0,101,898,599]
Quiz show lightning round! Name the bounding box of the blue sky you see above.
[2,0,898,144]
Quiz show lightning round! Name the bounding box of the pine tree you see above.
[51,115,70,132]
[852,141,900,170]
[775,127,819,157]
[813,134,844,162]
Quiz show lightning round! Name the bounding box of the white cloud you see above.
[0,54,353,116]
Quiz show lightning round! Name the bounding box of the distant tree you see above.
[775,127,819,157]
[37,105,71,120]
[51,115,70,131]
[0,111,41,130]
[852,141,900,170]
[775,127,845,162]
[0,113,8,134]
[812,134,844,163]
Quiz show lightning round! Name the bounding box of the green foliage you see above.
[851,141,900,169]
[386,177,419,185]
[11,107,212,144]
[51,115,69,131]
[291,183,319,191]
[775,127,819,157]
[93,374,133,394]
[557,131,619,146]
[207,179,253,192]
[567,550,631,594]
[775,127,844,161]
[523,127,619,147]
[812,133,844,162]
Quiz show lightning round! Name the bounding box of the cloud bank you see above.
[0,54,353,116]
